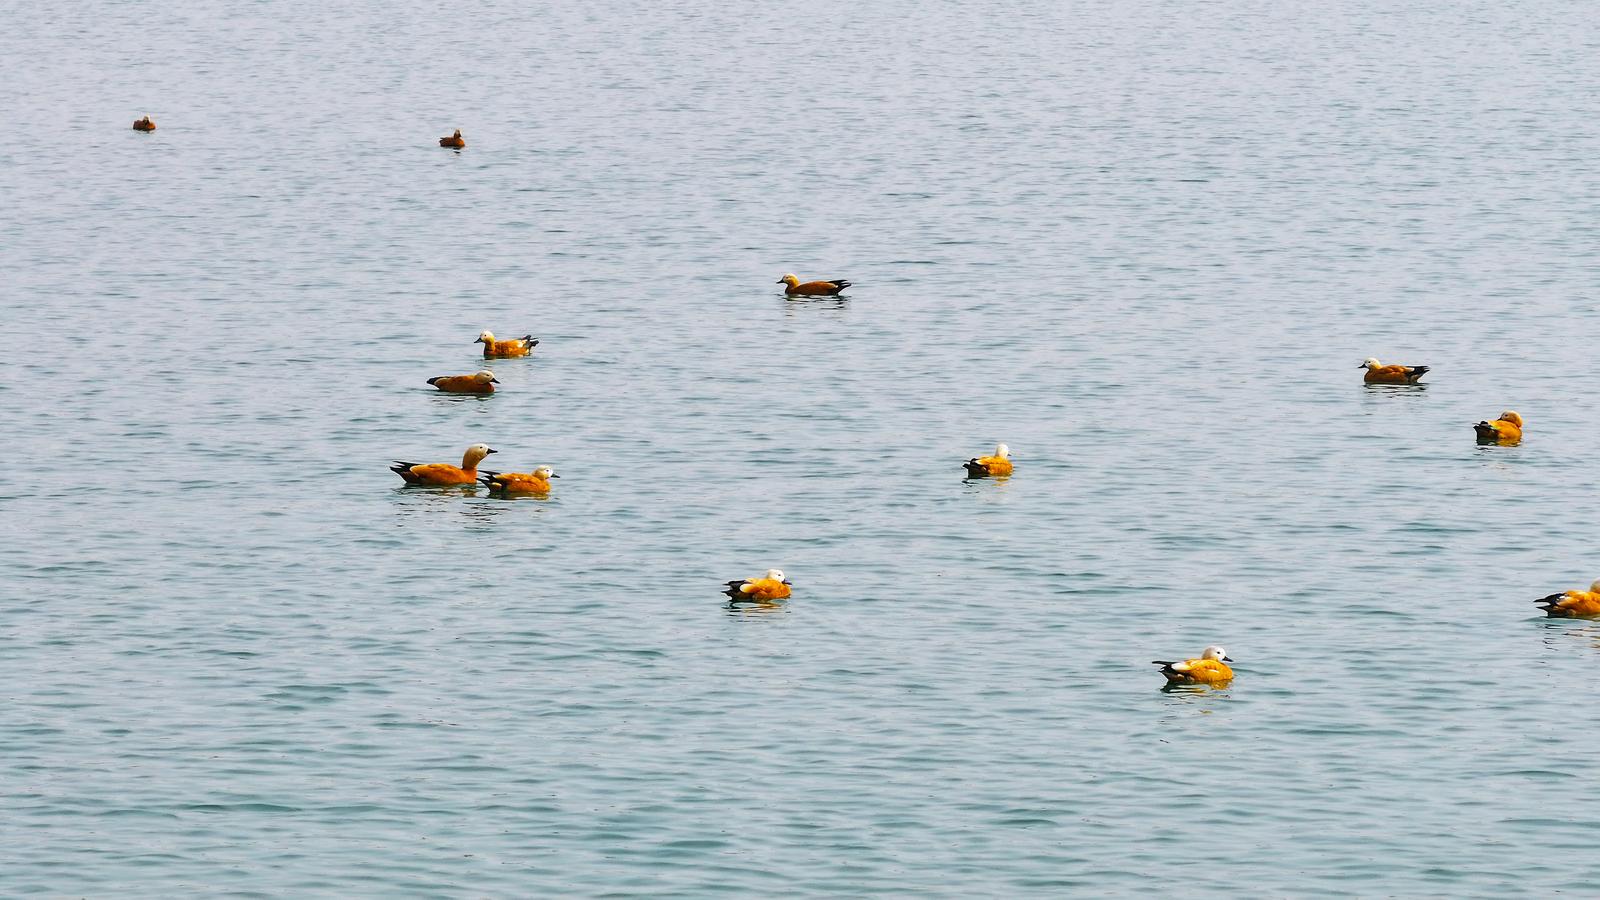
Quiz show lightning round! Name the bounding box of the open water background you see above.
[3,0,1599,894]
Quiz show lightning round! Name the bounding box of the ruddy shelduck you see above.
[1535,580,1600,618]
[390,443,497,486]
[1153,646,1234,684]
[476,330,537,358]
[428,370,498,394]
[132,116,156,132]
[440,129,465,148]
[480,466,559,495]
[964,443,1013,478]
[777,274,851,296]
[723,569,792,601]
[1473,410,1523,444]
[1360,357,1429,384]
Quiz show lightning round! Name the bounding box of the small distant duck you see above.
[132,116,156,132]
[1153,646,1234,684]
[440,129,465,148]
[777,274,851,296]
[723,569,792,601]
[476,330,537,358]
[1473,410,1523,444]
[963,443,1013,478]
[391,443,496,486]
[1535,580,1600,618]
[1360,357,1429,384]
[480,466,559,495]
[428,370,499,394]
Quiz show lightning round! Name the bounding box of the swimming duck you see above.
[440,129,465,148]
[1535,580,1600,618]
[723,569,792,601]
[428,370,499,394]
[390,443,496,486]
[777,274,851,296]
[1360,357,1429,384]
[1473,410,1523,444]
[1153,646,1234,684]
[480,466,558,495]
[476,331,537,358]
[132,116,156,132]
[963,443,1013,478]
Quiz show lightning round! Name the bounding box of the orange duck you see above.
[391,443,496,486]
[963,443,1013,478]
[1535,580,1600,618]
[723,569,792,601]
[480,466,558,495]
[1153,646,1234,685]
[1473,411,1523,445]
[428,370,499,394]
[777,274,851,296]
[1360,357,1429,385]
[440,129,465,148]
[132,116,156,132]
[476,330,537,358]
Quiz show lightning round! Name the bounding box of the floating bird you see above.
[132,116,156,132]
[390,443,496,486]
[723,569,792,601]
[1360,357,1429,384]
[1535,580,1600,618]
[476,331,537,358]
[777,274,851,296]
[1153,646,1234,684]
[439,129,465,148]
[963,443,1013,478]
[428,370,498,394]
[480,466,558,495]
[1473,410,1523,444]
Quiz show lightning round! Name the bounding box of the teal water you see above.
[4,0,1600,894]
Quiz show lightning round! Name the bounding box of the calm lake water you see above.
[4,0,1599,894]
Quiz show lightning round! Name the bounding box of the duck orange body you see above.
[476,330,537,358]
[723,569,792,601]
[428,370,498,394]
[132,116,156,131]
[964,443,1013,478]
[440,129,465,148]
[1536,581,1600,618]
[391,443,496,485]
[1473,411,1523,444]
[777,274,851,296]
[480,466,558,495]
[1154,646,1234,684]
[1360,358,1429,384]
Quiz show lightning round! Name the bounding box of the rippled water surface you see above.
[5,0,1600,895]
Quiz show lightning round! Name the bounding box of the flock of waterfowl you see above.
[130,115,1594,686]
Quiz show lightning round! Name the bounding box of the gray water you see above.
[4,0,1600,895]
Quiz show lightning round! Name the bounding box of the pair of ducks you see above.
[1160,577,1600,689]
[426,331,539,394]
[1156,576,1600,687]
[1361,360,1526,445]
[132,116,156,131]
[391,444,558,494]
